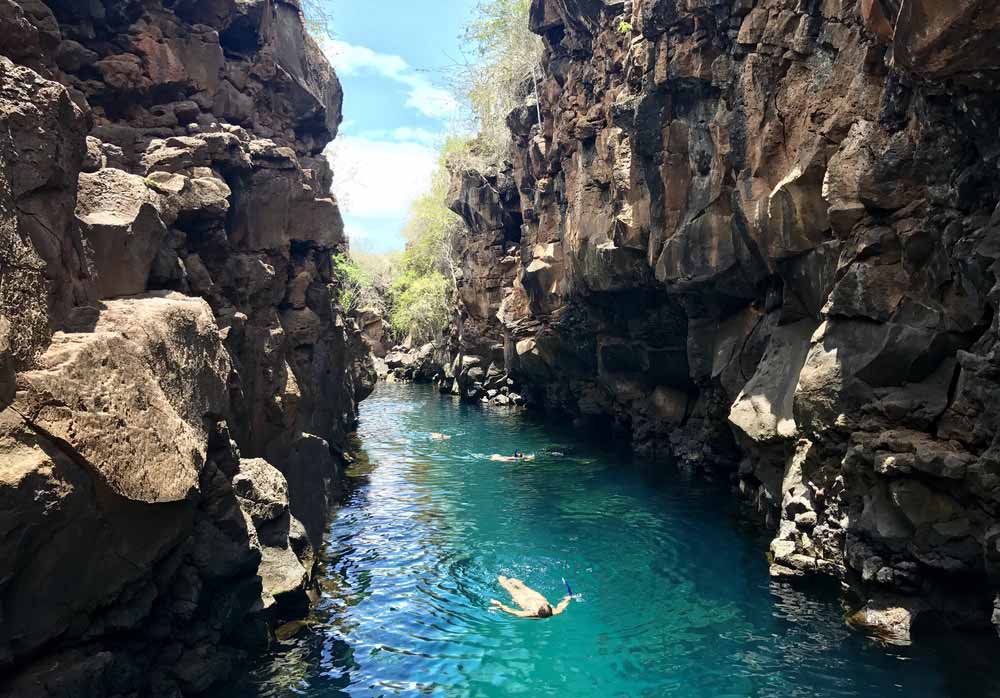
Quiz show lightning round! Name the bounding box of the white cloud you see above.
[327,135,438,221]
[320,38,459,121]
[353,127,442,147]
[391,127,442,146]
[321,39,408,77]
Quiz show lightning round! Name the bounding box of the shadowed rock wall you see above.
[441,163,527,404]
[0,0,373,694]
[451,0,1000,642]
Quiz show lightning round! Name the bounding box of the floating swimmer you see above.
[430,433,451,440]
[489,451,535,462]
[489,576,572,619]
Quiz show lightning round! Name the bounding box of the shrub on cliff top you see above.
[458,0,543,162]
[300,0,334,38]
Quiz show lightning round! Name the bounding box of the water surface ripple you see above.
[231,383,1000,697]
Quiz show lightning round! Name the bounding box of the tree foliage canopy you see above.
[387,148,464,342]
[332,251,398,315]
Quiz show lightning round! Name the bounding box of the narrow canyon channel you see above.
[227,384,1000,697]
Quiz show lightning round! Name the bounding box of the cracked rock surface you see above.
[0,0,373,695]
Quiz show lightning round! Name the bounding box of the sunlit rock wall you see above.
[0,0,373,694]
[452,0,1000,642]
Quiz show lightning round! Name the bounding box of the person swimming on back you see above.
[489,451,534,462]
[489,576,572,619]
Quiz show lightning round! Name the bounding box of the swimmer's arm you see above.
[551,596,573,616]
[490,600,534,617]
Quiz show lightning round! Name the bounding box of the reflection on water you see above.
[227,383,1000,698]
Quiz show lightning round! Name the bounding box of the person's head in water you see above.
[514,451,522,458]
[537,603,554,618]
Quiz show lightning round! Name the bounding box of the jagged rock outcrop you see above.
[443,162,526,404]
[0,0,372,695]
[357,308,388,358]
[384,340,443,383]
[452,0,1000,642]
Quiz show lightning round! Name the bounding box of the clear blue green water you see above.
[232,383,1000,697]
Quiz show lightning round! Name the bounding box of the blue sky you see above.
[319,0,478,252]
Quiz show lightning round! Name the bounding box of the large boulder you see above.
[893,1,1000,85]
[13,292,231,503]
[0,292,232,668]
[233,457,311,611]
[229,162,344,251]
[0,409,194,667]
[729,320,818,444]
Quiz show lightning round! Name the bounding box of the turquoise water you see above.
[232,383,1000,697]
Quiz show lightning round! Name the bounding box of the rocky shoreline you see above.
[0,1,372,695]
[443,0,1000,644]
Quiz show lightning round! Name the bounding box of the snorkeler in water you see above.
[430,433,451,440]
[489,452,535,462]
[489,576,572,619]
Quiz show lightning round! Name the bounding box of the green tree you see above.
[389,271,453,342]
[332,253,369,314]
[332,250,399,315]
[387,149,466,342]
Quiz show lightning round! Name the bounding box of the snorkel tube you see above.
[562,577,574,597]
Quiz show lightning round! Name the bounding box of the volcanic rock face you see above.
[0,0,372,695]
[442,163,526,403]
[450,0,1000,641]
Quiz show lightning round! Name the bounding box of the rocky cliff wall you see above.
[436,163,527,406]
[0,1,373,695]
[452,0,1000,642]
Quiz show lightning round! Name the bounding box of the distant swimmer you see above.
[489,576,572,619]
[430,433,451,440]
[490,451,534,462]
